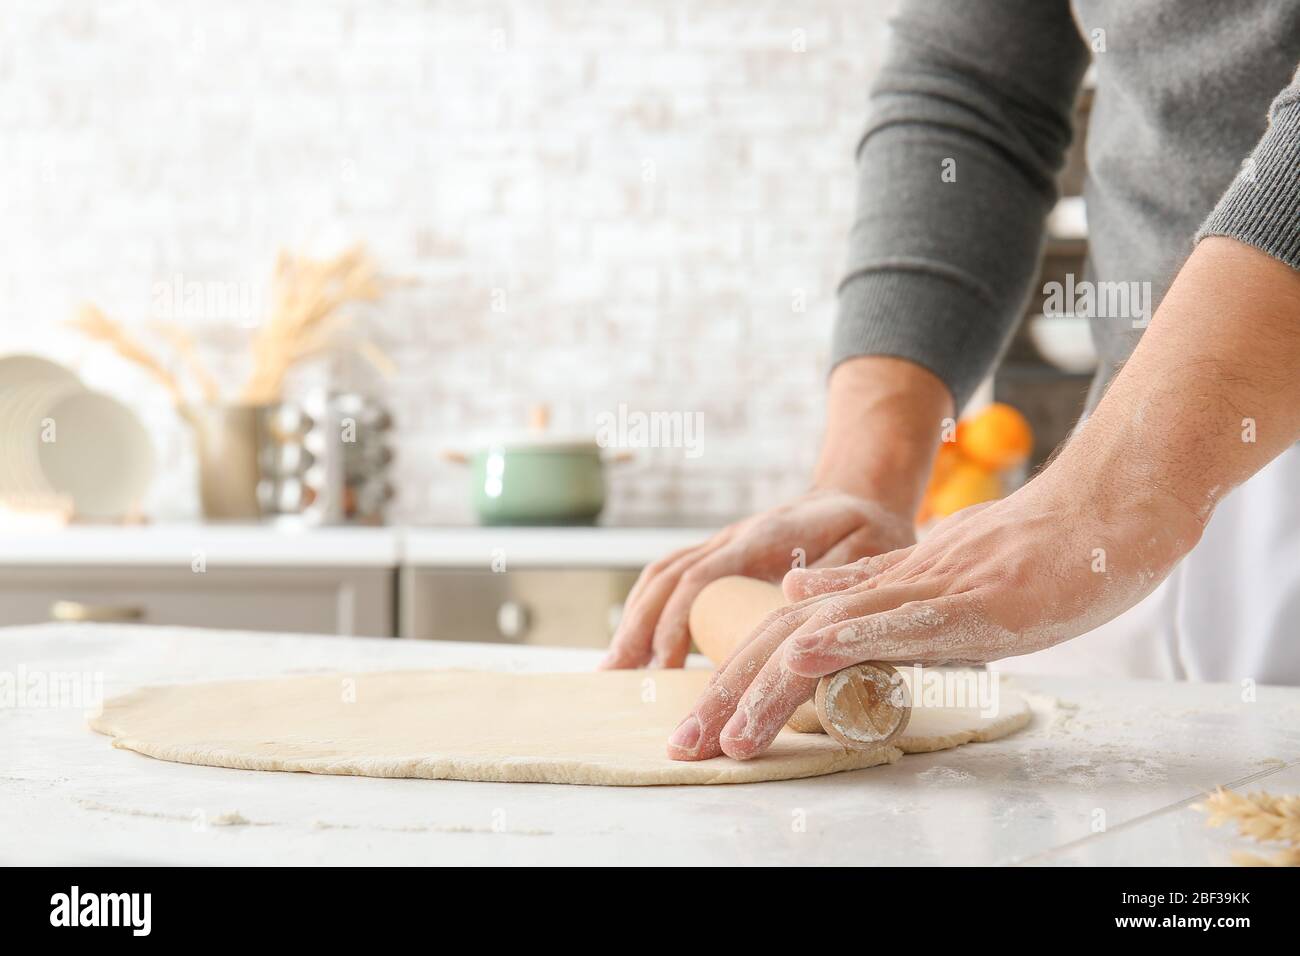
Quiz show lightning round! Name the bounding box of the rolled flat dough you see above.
[90,669,1030,786]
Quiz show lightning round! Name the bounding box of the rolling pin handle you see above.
[814,662,912,751]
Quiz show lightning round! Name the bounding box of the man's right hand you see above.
[600,355,956,670]
[599,489,915,669]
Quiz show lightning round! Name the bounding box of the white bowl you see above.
[0,354,83,507]
[0,381,83,503]
[36,389,155,520]
[0,353,80,391]
[1028,315,1098,374]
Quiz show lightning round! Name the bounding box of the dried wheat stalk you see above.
[151,322,221,402]
[1194,788,1300,867]
[241,243,385,403]
[70,244,393,408]
[69,304,187,406]
[1233,847,1300,867]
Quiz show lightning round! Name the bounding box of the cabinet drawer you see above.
[400,568,638,647]
[0,565,395,637]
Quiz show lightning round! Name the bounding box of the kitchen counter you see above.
[0,524,710,568]
[4,622,1298,866]
[0,525,714,639]
[0,524,402,568]
[400,526,708,567]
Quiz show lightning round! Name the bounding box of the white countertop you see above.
[0,524,711,569]
[400,526,708,567]
[0,524,403,568]
[3,622,1297,866]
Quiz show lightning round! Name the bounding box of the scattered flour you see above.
[210,811,252,827]
[75,798,267,827]
[74,798,551,836]
[916,765,975,785]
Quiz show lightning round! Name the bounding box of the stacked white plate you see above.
[0,354,155,521]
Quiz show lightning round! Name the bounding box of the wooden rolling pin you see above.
[688,575,911,750]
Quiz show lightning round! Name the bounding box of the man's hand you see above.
[664,470,1203,760]
[600,355,955,669]
[600,490,915,669]
[667,236,1300,762]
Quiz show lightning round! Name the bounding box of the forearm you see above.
[1056,237,1300,526]
[813,355,953,518]
[1042,64,1300,527]
[833,0,1088,409]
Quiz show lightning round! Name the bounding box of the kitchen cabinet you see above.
[397,527,708,646]
[400,567,638,646]
[0,565,395,637]
[0,525,710,644]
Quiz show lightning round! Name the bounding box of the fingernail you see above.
[721,709,749,741]
[668,715,701,751]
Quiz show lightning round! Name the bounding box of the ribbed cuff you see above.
[1196,95,1300,270]
[832,268,1006,412]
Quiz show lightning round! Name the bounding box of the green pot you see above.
[467,441,608,526]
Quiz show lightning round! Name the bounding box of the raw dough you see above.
[90,669,1030,786]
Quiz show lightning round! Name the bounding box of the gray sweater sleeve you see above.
[833,0,1090,408]
[1196,65,1300,269]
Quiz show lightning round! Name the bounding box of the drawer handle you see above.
[50,601,145,623]
[496,600,531,640]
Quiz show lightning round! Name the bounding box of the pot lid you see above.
[462,403,601,453]
[480,435,601,453]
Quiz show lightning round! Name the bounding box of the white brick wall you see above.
[0,0,896,524]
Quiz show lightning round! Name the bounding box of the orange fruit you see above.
[928,440,963,487]
[916,441,963,523]
[926,461,1003,519]
[956,403,1034,472]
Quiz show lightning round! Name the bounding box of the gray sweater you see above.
[834,0,1300,410]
